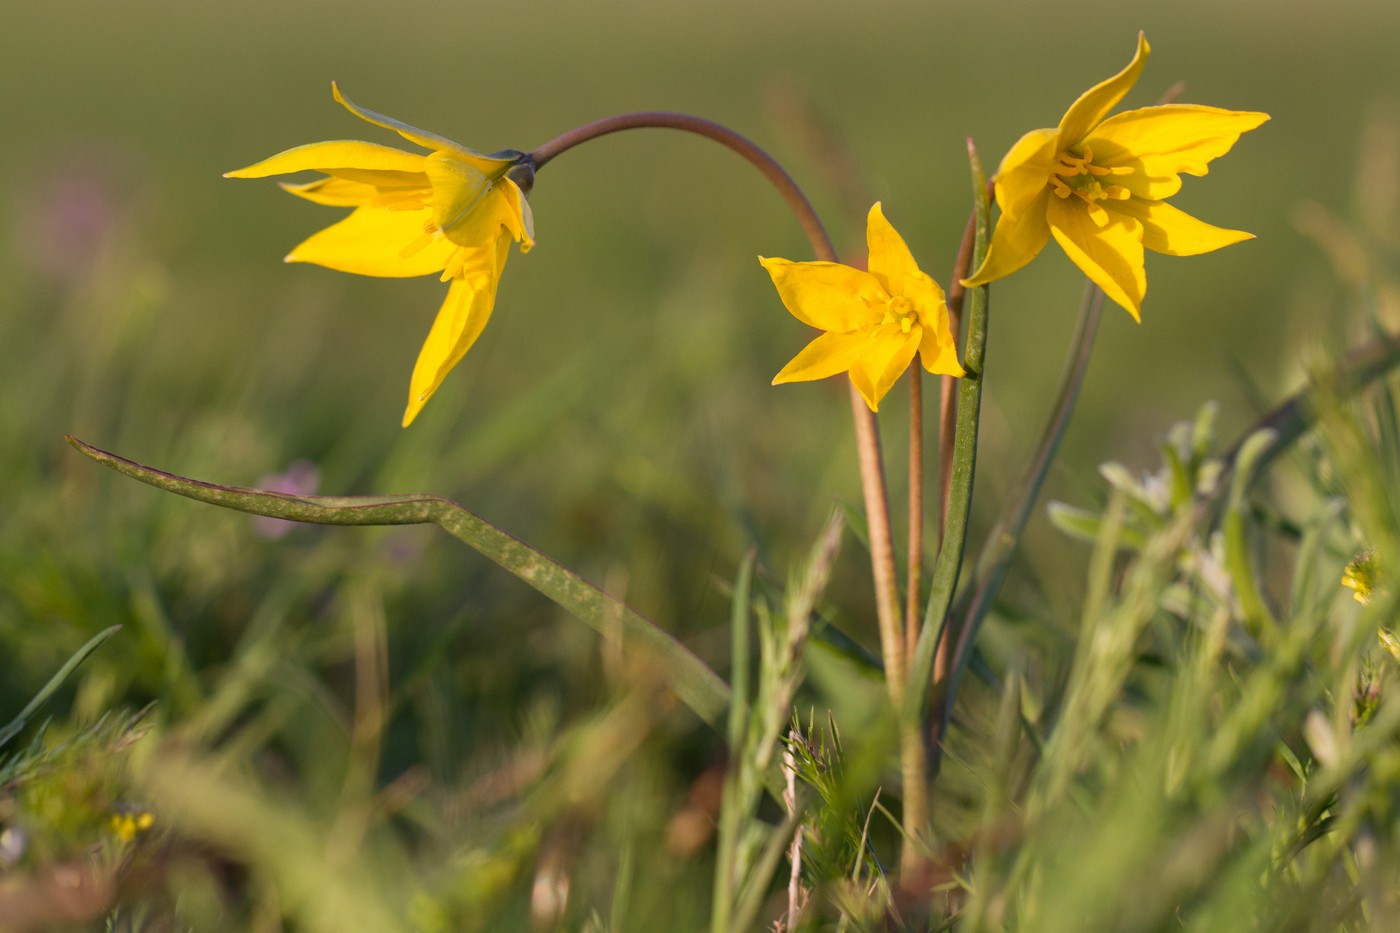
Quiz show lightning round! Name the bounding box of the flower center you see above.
[1050,145,1134,226]
[881,294,918,333]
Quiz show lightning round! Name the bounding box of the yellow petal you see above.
[1089,105,1270,199]
[425,152,492,237]
[962,189,1053,286]
[773,330,876,385]
[280,176,428,209]
[865,203,920,298]
[848,327,921,411]
[225,140,425,179]
[993,128,1058,217]
[403,237,511,426]
[1046,194,1145,319]
[759,257,883,332]
[286,205,456,277]
[865,203,947,319]
[1056,32,1150,149]
[279,177,381,207]
[1110,197,1254,256]
[505,179,536,252]
[918,324,965,378]
[332,82,518,176]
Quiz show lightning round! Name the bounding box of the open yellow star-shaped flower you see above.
[762,203,965,411]
[962,33,1268,320]
[226,84,534,426]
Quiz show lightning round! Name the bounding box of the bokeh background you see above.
[2,0,1398,897]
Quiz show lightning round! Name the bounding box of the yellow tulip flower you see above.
[763,203,964,411]
[962,33,1268,320]
[226,84,534,426]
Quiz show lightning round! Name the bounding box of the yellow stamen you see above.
[881,294,917,333]
[400,220,444,261]
[1052,147,1137,217]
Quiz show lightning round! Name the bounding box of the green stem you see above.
[907,143,990,728]
[933,284,1103,752]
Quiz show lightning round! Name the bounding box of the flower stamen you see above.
[1051,146,1137,224]
[881,294,917,333]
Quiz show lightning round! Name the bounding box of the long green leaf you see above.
[0,624,122,750]
[66,436,730,729]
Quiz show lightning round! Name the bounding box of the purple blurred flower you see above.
[252,459,321,540]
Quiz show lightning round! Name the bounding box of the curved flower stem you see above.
[531,109,910,829]
[532,114,901,675]
[532,112,836,263]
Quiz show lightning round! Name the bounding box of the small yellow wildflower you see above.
[762,203,965,411]
[1377,628,1400,663]
[1343,549,1378,605]
[109,809,154,843]
[962,33,1269,320]
[226,84,534,426]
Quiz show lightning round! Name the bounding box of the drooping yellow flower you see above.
[226,84,534,426]
[762,203,965,411]
[962,33,1268,320]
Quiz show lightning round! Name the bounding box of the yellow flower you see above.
[762,203,965,411]
[962,33,1268,320]
[109,809,155,843]
[1343,549,1378,605]
[226,84,534,426]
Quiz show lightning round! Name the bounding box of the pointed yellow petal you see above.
[279,177,381,206]
[1057,32,1150,149]
[866,203,921,297]
[225,140,425,179]
[865,203,947,317]
[848,327,921,411]
[332,82,517,175]
[994,129,1058,217]
[1046,194,1145,319]
[918,324,965,378]
[1089,105,1270,198]
[287,205,455,277]
[504,179,535,252]
[773,330,874,385]
[759,257,883,332]
[402,238,511,426]
[1110,198,1254,256]
[962,190,1053,286]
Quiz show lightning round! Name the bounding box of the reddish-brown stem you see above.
[531,112,835,262]
[532,109,905,730]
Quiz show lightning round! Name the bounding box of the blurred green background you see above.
[2,0,1398,841]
